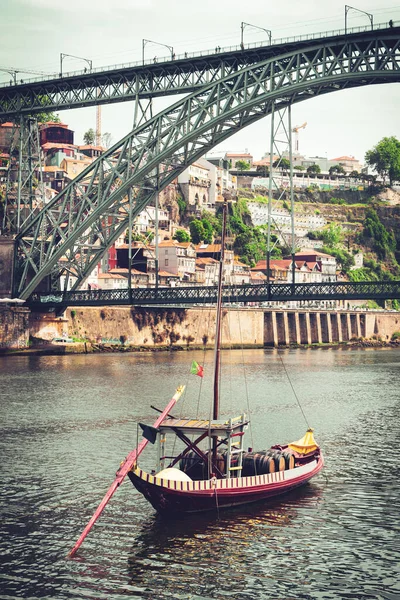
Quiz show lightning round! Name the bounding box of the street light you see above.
[142,39,174,65]
[60,53,93,77]
[241,22,272,48]
[344,6,373,34]
[0,68,17,85]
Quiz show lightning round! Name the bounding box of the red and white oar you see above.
[68,385,185,558]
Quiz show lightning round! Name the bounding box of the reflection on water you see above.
[0,348,399,599]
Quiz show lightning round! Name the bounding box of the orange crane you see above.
[292,122,307,153]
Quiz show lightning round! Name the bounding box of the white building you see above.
[158,241,196,281]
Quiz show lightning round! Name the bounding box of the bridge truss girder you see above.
[28,280,400,310]
[0,27,398,118]
[14,30,400,299]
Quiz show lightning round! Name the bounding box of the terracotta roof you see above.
[294,251,334,259]
[192,161,210,170]
[159,240,193,249]
[196,243,221,253]
[196,257,218,265]
[330,155,358,161]
[98,272,125,280]
[158,270,179,277]
[43,165,66,172]
[41,142,77,151]
[0,122,14,128]
[250,272,267,280]
[78,144,106,151]
[109,268,148,276]
[60,157,92,164]
[226,153,253,157]
[41,122,69,128]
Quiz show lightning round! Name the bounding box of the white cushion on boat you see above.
[155,467,192,482]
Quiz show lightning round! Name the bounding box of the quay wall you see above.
[1,306,400,350]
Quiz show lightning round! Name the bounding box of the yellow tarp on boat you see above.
[288,428,319,454]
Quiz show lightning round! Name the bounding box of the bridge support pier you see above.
[0,238,15,298]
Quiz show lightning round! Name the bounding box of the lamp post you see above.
[241,22,272,47]
[60,53,92,77]
[344,6,373,34]
[0,68,17,85]
[142,39,174,65]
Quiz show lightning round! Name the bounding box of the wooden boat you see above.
[68,200,323,557]
[127,200,324,514]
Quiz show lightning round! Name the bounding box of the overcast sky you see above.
[1,0,399,163]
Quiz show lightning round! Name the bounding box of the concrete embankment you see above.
[1,305,400,352]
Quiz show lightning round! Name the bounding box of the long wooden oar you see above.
[68,385,185,557]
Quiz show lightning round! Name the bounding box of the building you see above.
[195,257,219,285]
[60,156,92,179]
[291,251,337,282]
[178,162,211,214]
[158,240,196,281]
[329,155,363,173]
[225,152,253,169]
[40,122,74,146]
[78,145,105,160]
[42,166,68,192]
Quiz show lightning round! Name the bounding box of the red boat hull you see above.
[128,453,324,514]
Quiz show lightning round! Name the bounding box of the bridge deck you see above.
[27,281,400,310]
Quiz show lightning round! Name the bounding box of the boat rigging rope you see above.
[277,350,310,429]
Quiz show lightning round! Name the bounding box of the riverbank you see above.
[2,337,399,356]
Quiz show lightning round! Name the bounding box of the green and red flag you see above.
[190,360,204,378]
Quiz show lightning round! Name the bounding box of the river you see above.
[1,347,399,600]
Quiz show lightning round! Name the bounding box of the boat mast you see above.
[213,199,228,422]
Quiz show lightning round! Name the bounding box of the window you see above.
[165,259,169,266]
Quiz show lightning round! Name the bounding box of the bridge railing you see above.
[27,280,400,308]
[1,20,396,89]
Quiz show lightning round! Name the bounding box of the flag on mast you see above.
[190,360,204,378]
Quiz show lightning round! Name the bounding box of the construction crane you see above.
[95,105,101,146]
[292,122,307,153]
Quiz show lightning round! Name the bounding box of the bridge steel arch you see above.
[14,29,400,299]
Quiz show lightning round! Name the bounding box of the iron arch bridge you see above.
[1,23,397,118]
[28,281,400,310]
[13,27,400,300]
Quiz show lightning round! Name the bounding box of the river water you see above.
[0,347,399,600]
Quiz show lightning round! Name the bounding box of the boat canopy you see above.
[288,428,319,455]
[159,416,249,437]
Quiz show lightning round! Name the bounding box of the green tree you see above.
[173,229,190,243]
[307,164,321,175]
[236,160,251,172]
[273,157,290,171]
[349,170,359,179]
[365,136,400,186]
[189,219,206,244]
[329,164,345,176]
[83,128,95,145]
[294,165,305,171]
[256,165,269,176]
[320,223,344,247]
[361,208,396,259]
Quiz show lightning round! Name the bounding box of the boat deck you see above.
[159,417,249,437]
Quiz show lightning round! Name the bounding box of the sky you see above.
[1,0,399,164]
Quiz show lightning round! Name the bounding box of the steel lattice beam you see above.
[0,25,398,118]
[14,29,400,299]
[27,280,400,309]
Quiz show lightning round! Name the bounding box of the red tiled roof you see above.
[196,257,218,265]
[158,270,179,277]
[0,122,14,128]
[196,243,221,253]
[330,155,358,161]
[78,144,106,151]
[41,142,77,150]
[226,153,253,157]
